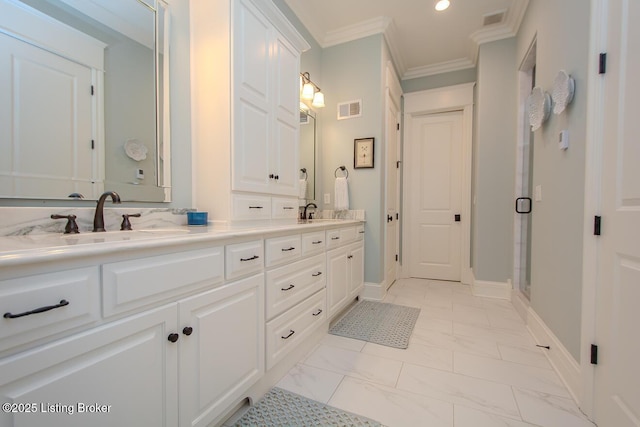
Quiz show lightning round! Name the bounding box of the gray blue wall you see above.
[517,0,590,362]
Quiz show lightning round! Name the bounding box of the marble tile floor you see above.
[277,278,595,427]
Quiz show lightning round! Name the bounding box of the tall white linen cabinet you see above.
[191,0,310,224]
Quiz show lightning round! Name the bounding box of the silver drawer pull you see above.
[312,309,323,316]
[248,206,264,209]
[283,207,295,210]
[281,247,296,252]
[240,255,260,262]
[312,240,323,244]
[281,330,295,339]
[4,299,69,319]
[331,237,340,240]
[281,284,295,291]
[312,272,322,277]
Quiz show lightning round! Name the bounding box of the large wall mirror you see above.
[0,0,170,202]
[299,108,316,203]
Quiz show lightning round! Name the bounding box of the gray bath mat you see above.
[329,300,420,349]
[233,387,381,426]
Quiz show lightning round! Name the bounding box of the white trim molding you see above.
[361,281,386,301]
[471,275,511,299]
[527,308,582,404]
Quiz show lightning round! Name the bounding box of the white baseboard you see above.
[527,308,581,404]
[361,281,386,301]
[511,289,529,322]
[470,272,511,299]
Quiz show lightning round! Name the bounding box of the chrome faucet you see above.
[93,191,121,232]
[303,202,317,220]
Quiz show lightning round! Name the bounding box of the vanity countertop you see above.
[0,219,364,268]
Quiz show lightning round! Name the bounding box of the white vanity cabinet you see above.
[326,228,365,318]
[0,303,179,427]
[178,274,264,427]
[191,0,310,223]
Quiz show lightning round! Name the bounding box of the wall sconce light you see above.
[300,72,325,108]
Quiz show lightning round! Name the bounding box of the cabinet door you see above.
[326,246,349,318]
[348,242,365,296]
[269,34,299,196]
[178,274,264,427]
[233,0,271,193]
[0,305,178,427]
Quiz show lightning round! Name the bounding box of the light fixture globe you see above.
[435,0,450,11]
[312,91,325,108]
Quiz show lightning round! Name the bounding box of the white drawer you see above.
[301,231,325,256]
[265,234,301,268]
[265,253,326,320]
[266,289,326,370]
[232,194,272,220]
[327,226,357,249]
[226,240,264,280]
[0,267,100,353]
[355,224,365,241]
[271,197,299,219]
[103,247,224,317]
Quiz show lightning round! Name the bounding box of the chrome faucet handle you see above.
[51,214,80,234]
[121,213,141,231]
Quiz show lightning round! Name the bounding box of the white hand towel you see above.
[334,176,349,211]
[298,179,307,200]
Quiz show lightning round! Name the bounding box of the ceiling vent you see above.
[483,10,505,26]
[337,99,362,120]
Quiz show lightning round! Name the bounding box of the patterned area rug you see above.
[329,300,420,349]
[233,387,381,426]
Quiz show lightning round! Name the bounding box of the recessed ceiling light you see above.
[435,0,450,11]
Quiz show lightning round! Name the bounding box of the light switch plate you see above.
[324,193,330,204]
[535,185,542,201]
[559,130,569,150]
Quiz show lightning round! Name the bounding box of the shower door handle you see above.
[516,197,532,214]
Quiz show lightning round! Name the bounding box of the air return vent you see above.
[337,99,362,120]
[483,10,505,26]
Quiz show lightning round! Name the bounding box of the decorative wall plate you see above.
[527,87,551,131]
[124,139,148,161]
[552,70,575,114]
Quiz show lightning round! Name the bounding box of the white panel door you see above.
[594,0,640,424]
[385,88,400,289]
[409,111,463,281]
[0,32,95,199]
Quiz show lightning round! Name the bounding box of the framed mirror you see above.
[299,108,316,202]
[0,0,170,202]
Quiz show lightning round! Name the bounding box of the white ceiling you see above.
[284,0,529,80]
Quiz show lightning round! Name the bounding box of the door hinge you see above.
[395,254,398,262]
[91,85,94,95]
[594,215,602,236]
[91,140,95,150]
[590,344,598,365]
[599,53,607,74]
[396,123,400,131]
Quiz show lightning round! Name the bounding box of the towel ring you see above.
[300,168,308,181]
[334,166,349,178]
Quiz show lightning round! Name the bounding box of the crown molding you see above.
[403,58,476,80]
[300,0,529,81]
[322,16,390,47]
[470,0,529,45]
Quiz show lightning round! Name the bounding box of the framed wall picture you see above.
[354,137,374,168]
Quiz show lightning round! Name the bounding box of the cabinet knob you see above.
[182,326,193,336]
[167,333,179,343]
